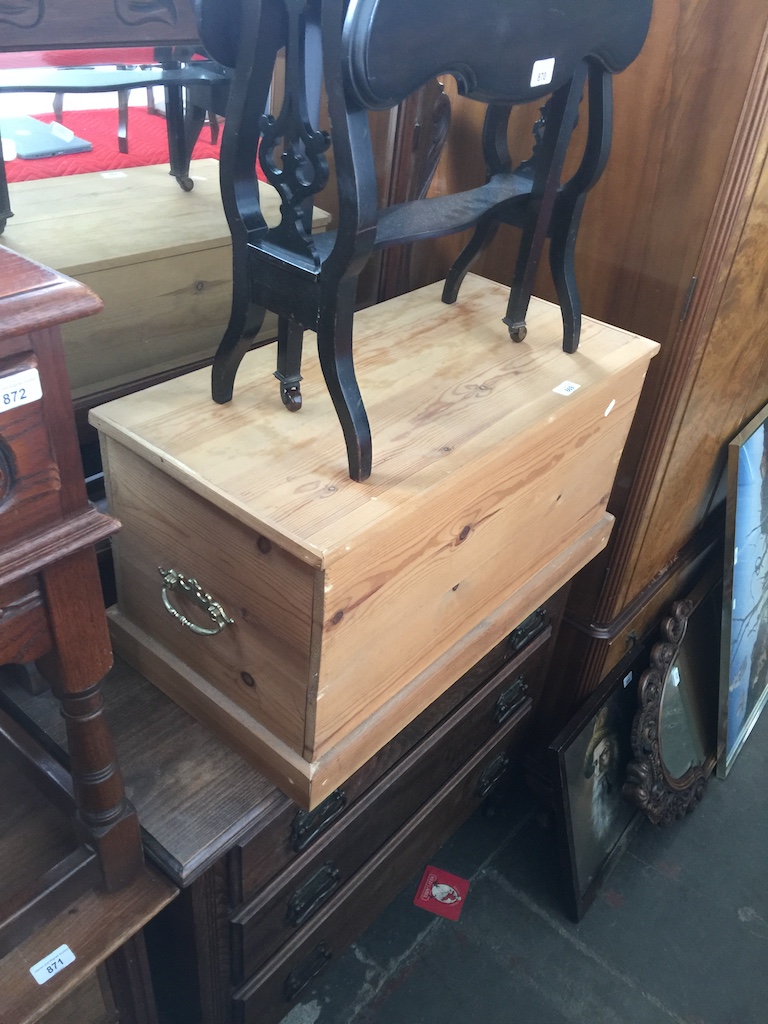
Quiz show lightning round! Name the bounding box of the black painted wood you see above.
[197,0,652,480]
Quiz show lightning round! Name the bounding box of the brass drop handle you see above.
[157,567,234,636]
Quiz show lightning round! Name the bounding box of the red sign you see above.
[413,865,470,921]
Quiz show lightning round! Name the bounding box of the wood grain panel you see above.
[103,437,316,755]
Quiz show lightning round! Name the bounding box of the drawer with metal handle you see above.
[229,624,550,981]
[228,590,564,908]
[231,707,526,1024]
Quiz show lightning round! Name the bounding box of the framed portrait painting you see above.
[718,402,768,777]
[549,644,646,921]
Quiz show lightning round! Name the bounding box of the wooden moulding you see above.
[108,512,613,807]
[94,275,657,808]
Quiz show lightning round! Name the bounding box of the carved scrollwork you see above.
[623,598,713,826]
[0,0,43,29]
[258,0,330,265]
[114,0,177,27]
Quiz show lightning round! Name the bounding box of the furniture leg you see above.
[212,250,268,404]
[504,66,587,342]
[164,80,193,191]
[275,317,305,411]
[53,90,63,122]
[36,547,142,891]
[442,214,502,304]
[0,124,11,235]
[443,103,512,304]
[182,96,208,166]
[549,65,613,353]
[105,931,161,1024]
[317,278,372,482]
[118,88,130,154]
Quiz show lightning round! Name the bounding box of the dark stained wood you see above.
[0,864,176,1024]
[232,639,545,979]
[232,593,563,904]
[0,247,141,891]
[232,716,525,1024]
[0,576,50,665]
[104,931,162,1024]
[0,249,102,340]
[1,660,286,887]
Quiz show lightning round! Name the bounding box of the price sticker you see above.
[530,58,555,88]
[552,380,580,396]
[29,944,76,985]
[0,368,42,411]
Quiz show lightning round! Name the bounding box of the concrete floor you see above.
[279,709,768,1024]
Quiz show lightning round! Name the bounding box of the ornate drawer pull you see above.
[290,789,347,852]
[508,605,548,652]
[494,675,529,726]
[286,861,342,928]
[157,567,234,636]
[283,944,333,1002]
[476,753,510,799]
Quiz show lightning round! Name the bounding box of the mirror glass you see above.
[659,584,720,781]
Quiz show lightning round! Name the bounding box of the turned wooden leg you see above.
[36,548,142,891]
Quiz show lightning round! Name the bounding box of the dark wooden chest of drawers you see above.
[2,583,568,1024]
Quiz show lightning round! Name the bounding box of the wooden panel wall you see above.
[413,0,768,728]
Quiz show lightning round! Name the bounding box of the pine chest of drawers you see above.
[91,274,657,807]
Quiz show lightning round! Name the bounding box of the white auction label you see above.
[29,944,76,985]
[530,58,555,88]
[0,367,42,411]
[552,380,580,396]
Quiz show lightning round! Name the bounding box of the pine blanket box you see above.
[91,274,658,807]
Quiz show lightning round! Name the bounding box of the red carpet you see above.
[4,107,222,183]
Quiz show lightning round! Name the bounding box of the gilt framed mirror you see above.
[624,565,721,825]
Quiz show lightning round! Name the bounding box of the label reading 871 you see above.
[29,944,76,985]
[0,368,42,412]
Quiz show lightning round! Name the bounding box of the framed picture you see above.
[719,402,768,777]
[549,645,646,921]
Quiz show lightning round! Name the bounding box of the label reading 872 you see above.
[0,368,42,411]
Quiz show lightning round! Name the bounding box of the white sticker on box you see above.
[531,58,555,88]
[0,367,42,411]
[552,380,580,396]
[30,944,76,985]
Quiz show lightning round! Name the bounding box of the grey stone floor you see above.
[279,709,768,1024]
